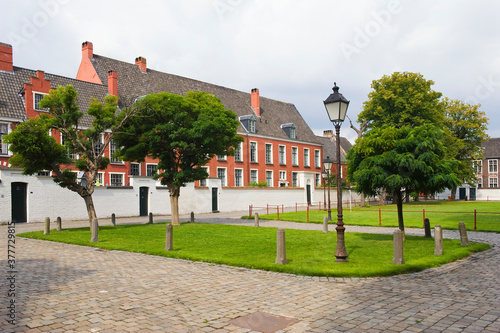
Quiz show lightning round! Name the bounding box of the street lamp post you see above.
[323,157,333,221]
[323,82,349,263]
[321,170,327,211]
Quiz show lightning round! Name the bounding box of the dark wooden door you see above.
[139,187,148,216]
[11,182,27,223]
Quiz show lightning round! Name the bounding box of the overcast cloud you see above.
[1,0,499,142]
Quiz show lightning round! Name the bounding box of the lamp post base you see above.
[334,224,348,262]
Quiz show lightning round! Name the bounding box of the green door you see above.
[306,185,311,205]
[212,188,219,212]
[11,182,27,223]
[139,187,148,216]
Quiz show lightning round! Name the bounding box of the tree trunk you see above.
[378,190,387,206]
[360,193,366,207]
[395,190,405,239]
[83,194,98,230]
[450,186,457,200]
[169,185,181,226]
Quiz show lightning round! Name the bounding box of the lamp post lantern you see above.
[323,157,333,221]
[323,82,349,263]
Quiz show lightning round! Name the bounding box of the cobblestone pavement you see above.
[1,212,499,332]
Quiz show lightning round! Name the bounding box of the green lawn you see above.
[254,201,500,232]
[19,222,490,277]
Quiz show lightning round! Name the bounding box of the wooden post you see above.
[393,229,405,265]
[56,217,62,231]
[277,206,280,220]
[254,213,259,228]
[249,204,253,217]
[474,209,477,230]
[165,224,173,251]
[307,204,310,222]
[323,216,328,233]
[275,228,288,264]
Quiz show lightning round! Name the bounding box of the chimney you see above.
[0,42,13,72]
[323,130,334,139]
[82,41,93,59]
[251,88,260,116]
[135,56,147,73]
[107,70,118,96]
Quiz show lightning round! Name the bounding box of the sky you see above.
[1,0,499,143]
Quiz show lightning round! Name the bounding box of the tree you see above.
[442,98,489,199]
[114,91,243,226]
[5,85,134,229]
[347,72,460,234]
[348,117,368,206]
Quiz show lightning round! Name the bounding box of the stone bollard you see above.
[458,221,469,247]
[434,225,443,256]
[323,216,328,233]
[56,217,62,231]
[91,218,99,242]
[44,217,50,235]
[254,213,259,228]
[165,224,173,251]
[148,212,153,224]
[424,218,431,238]
[275,228,288,264]
[190,212,195,223]
[392,229,405,265]
[111,213,116,227]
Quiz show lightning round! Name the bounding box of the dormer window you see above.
[34,92,48,111]
[239,115,256,133]
[281,123,296,139]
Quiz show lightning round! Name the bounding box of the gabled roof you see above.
[88,54,320,144]
[482,138,500,158]
[316,135,350,163]
[0,66,109,125]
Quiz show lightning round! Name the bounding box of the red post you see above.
[319,201,321,211]
[474,209,477,230]
[249,204,252,217]
[379,208,382,227]
[282,204,284,213]
[307,204,310,222]
[423,209,425,228]
[277,206,280,220]
[296,202,298,212]
[267,204,269,215]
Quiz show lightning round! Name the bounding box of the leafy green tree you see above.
[5,85,134,229]
[442,98,489,199]
[114,91,243,225]
[347,72,460,233]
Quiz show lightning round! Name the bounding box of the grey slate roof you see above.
[0,66,109,125]
[482,137,500,158]
[317,135,348,163]
[89,55,319,144]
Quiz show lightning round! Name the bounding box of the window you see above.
[110,173,123,186]
[147,164,157,177]
[199,167,209,186]
[235,169,243,187]
[279,145,286,165]
[292,147,298,166]
[314,150,320,168]
[279,171,287,180]
[110,141,121,163]
[250,169,258,183]
[477,176,483,188]
[304,148,310,167]
[488,160,498,173]
[217,155,227,161]
[473,160,482,174]
[0,123,9,155]
[234,142,243,162]
[315,173,321,187]
[265,143,272,164]
[240,115,256,133]
[281,123,296,139]
[34,93,48,111]
[37,171,50,176]
[292,172,298,187]
[96,172,104,186]
[130,163,140,176]
[250,141,257,162]
[489,177,498,188]
[217,168,226,186]
[93,136,103,157]
[61,134,77,160]
[266,170,273,187]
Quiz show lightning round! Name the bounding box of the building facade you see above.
[0,41,336,222]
